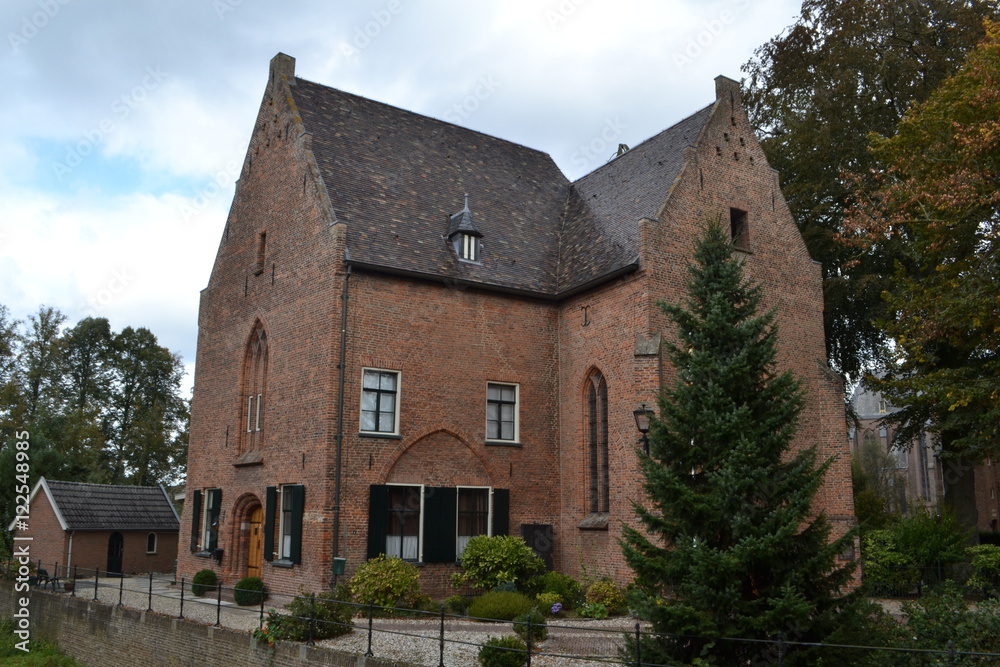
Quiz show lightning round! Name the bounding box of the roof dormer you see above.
[447,194,483,263]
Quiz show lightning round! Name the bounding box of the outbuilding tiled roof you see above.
[45,479,180,531]
[288,73,717,297]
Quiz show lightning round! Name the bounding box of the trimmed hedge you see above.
[234,576,266,606]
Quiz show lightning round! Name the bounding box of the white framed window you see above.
[146,532,157,554]
[201,488,221,551]
[486,382,519,442]
[279,485,294,559]
[361,368,400,434]
[386,484,423,561]
[456,487,491,556]
[460,233,479,262]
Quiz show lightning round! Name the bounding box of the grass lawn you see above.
[0,620,80,666]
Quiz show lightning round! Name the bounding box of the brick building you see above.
[11,477,180,577]
[850,385,1000,536]
[177,53,856,595]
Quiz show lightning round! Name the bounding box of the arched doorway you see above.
[246,505,264,578]
[107,532,124,575]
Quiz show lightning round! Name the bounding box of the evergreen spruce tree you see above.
[622,221,865,665]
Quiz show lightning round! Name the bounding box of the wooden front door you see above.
[247,506,264,578]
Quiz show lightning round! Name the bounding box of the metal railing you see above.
[6,560,1000,666]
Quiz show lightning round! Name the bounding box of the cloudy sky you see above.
[1,0,803,395]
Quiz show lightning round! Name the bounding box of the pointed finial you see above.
[463,193,469,210]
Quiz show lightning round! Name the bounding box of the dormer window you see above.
[460,233,479,262]
[448,194,483,264]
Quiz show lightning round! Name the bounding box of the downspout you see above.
[66,531,74,577]
[332,264,352,586]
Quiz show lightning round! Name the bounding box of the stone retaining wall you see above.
[1,582,413,667]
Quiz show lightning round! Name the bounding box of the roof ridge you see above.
[571,103,714,185]
[292,76,563,168]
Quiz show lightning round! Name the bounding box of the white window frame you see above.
[201,488,219,551]
[255,392,262,431]
[146,532,157,554]
[385,483,424,562]
[456,486,492,557]
[279,485,295,560]
[485,382,519,443]
[360,368,401,435]
[246,395,254,433]
[460,233,479,262]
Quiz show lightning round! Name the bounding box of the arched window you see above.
[587,371,609,513]
[242,323,268,452]
[146,532,157,554]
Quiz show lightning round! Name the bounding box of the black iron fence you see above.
[5,559,1000,666]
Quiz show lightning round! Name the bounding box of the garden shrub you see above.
[891,508,970,570]
[900,582,1000,656]
[532,571,582,608]
[191,568,218,597]
[468,591,534,621]
[478,635,527,667]
[453,535,544,591]
[233,576,266,606]
[512,611,547,642]
[578,602,608,619]
[861,530,920,595]
[279,585,354,640]
[968,544,1000,595]
[585,578,625,612]
[493,581,518,593]
[446,594,470,615]
[536,592,562,616]
[349,555,422,609]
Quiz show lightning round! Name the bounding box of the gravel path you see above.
[57,574,642,666]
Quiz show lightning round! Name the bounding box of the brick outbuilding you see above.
[178,53,857,596]
[10,477,180,578]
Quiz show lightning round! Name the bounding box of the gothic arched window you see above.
[587,371,609,513]
[242,323,268,452]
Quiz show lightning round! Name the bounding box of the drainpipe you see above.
[66,531,74,577]
[332,265,352,586]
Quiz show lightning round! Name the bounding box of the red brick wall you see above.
[13,488,68,576]
[181,68,856,599]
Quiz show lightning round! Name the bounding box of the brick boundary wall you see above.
[0,583,414,667]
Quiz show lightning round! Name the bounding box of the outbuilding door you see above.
[107,532,124,575]
[247,506,264,578]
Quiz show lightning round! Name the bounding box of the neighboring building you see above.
[177,53,856,595]
[850,385,1000,536]
[849,385,943,515]
[10,477,180,577]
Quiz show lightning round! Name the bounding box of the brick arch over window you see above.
[585,369,610,514]
[241,321,268,453]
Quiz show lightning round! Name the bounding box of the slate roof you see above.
[288,73,718,297]
[44,479,180,531]
[850,383,900,420]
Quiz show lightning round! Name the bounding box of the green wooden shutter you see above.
[422,487,456,563]
[208,488,222,550]
[290,485,305,564]
[492,488,509,536]
[367,485,389,559]
[189,490,202,552]
[263,486,276,562]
